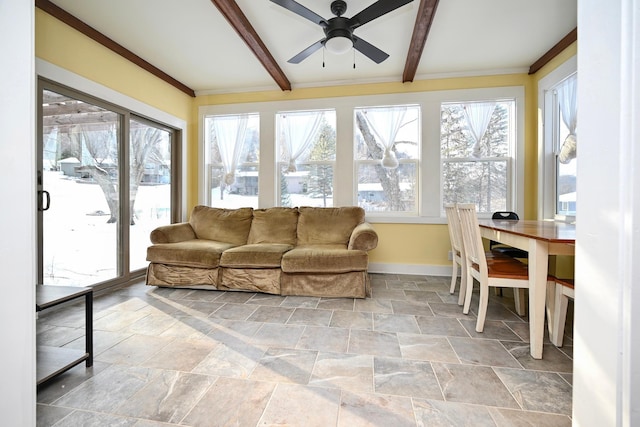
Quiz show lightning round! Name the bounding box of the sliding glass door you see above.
[38,80,177,288]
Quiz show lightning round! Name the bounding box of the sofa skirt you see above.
[146,263,218,289]
[219,268,281,295]
[281,271,370,299]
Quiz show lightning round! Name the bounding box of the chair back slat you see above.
[457,203,487,274]
[444,203,464,255]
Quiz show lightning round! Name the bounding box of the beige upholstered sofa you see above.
[145,205,378,298]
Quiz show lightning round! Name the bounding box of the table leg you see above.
[528,239,549,359]
[85,290,93,367]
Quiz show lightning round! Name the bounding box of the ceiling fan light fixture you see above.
[325,36,353,55]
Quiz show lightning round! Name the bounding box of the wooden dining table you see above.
[477,219,575,359]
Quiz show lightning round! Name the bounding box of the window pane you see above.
[280,164,334,207]
[357,163,417,213]
[276,110,336,207]
[555,86,577,216]
[442,160,508,212]
[441,100,513,215]
[41,89,120,286]
[354,105,420,214]
[130,119,171,271]
[205,113,259,208]
[354,105,420,160]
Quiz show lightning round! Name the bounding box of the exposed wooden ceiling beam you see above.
[529,27,577,75]
[35,0,196,97]
[210,0,291,91]
[403,0,440,83]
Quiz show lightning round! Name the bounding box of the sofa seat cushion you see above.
[189,205,253,245]
[281,245,368,273]
[247,207,299,245]
[147,239,236,268]
[220,243,294,268]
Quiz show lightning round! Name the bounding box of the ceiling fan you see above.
[270,0,414,64]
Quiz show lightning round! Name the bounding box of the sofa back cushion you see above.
[189,205,253,245]
[296,206,365,246]
[247,207,299,245]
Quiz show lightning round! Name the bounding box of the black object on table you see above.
[36,285,93,386]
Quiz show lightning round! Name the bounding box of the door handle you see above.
[38,190,50,211]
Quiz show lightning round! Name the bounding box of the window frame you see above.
[36,59,186,291]
[275,108,337,208]
[353,103,422,216]
[537,55,577,221]
[203,112,261,208]
[439,99,518,217]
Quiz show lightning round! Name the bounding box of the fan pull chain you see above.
[353,49,356,69]
[323,48,325,68]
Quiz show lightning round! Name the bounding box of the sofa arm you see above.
[348,222,378,251]
[149,222,196,244]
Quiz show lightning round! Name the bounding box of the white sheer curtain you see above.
[557,74,578,163]
[463,102,497,158]
[210,114,249,185]
[280,111,323,172]
[361,106,407,169]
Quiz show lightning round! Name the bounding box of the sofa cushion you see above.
[189,205,253,245]
[220,243,294,268]
[146,239,236,268]
[247,207,298,245]
[281,245,368,273]
[296,206,365,246]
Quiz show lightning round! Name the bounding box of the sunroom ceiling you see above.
[45,0,577,95]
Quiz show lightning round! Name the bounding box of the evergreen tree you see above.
[306,118,335,206]
[280,170,291,207]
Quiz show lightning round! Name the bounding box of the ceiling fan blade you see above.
[270,0,327,26]
[348,0,414,29]
[352,36,389,64]
[288,39,325,63]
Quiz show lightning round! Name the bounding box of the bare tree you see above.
[354,111,405,211]
[79,123,166,224]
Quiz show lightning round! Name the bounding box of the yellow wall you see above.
[35,9,193,127]
[36,8,576,270]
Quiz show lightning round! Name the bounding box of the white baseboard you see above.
[368,262,453,277]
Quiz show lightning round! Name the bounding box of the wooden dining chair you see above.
[457,203,530,332]
[547,276,575,347]
[444,203,467,306]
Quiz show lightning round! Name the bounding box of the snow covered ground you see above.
[42,170,170,287]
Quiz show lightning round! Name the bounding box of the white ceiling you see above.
[48,0,577,95]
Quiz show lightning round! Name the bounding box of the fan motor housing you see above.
[330,0,347,17]
[324,17,352,41]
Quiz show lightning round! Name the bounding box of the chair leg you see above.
[449,259,458,294]
[545,280,557,337]
[551,285,570,347]
[513,288,527,316]
[457,260,467,306]
[475,281,489,332]
[463,269,474,314]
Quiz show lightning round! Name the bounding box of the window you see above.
[440,100,516,215]
[553,75,577,218]
[354,105,420,214]
[538,56,577,221]
[204,113,260,208]
[276,110,336,207]
[198,87,523,223]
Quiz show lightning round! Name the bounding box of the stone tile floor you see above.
[36,273,574,426]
